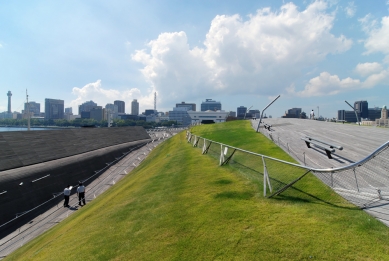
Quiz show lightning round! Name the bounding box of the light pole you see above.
[345,100,360,125]
[256,95,281,132]
[317,106,319,119]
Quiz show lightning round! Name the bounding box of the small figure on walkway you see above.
[77,182,86,206]
[310,110,315,120]
[63,185,71,208]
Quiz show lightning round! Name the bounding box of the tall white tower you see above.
[131,99,139,115]
[154,92,156,111]
[7,91,12,113]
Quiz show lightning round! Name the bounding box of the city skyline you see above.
[1,1,389,118]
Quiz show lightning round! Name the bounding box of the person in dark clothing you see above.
[77,182,86,206]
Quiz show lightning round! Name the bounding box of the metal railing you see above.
[187,130,389,207]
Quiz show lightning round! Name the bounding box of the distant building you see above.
[7,91,12,113]
[188,110,229,124]
[81,111,91,119]
[176,102,196,111]
[114,100,125,113]
[145,109,157,116]
[90,106,103,121]
[368,107,382,121]
[131,99,139,115]
[64,107,73,115]
[248,109,260,119]
[105,103,119,120]
[237,106,247,119]
[24,102,40,116]
[354,100,368,119]
[169,107,191,126]
[201,99,221,111]
[45,98,64,120]
[337,110,358,122]
[78,101,97,115]
[375,105,389,127]
[229,111,236,117]
[282,108,301,118]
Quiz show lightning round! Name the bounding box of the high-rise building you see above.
[237,106,247,118]
[90,106,103,121]
[169,107,191,126]
[7,91,12,113]
[131,99,139,115]
[354,100,368,119]
[24,102,40,116]
[45,98,64,120]
[176,102,196,111]
[114,100,125,113]
[105,103,119,119]
[201,99,221,111]
[78,100,97,115]
[282,108,301,118]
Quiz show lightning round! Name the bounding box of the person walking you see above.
[310,110,315,120]
[63,185,71,208]
[77,182,86,206]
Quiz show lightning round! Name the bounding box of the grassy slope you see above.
[7,121,389,261]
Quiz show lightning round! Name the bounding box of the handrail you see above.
[188,131,389,173]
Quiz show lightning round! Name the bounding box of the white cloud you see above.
[69,80,153,114]
[292,66,389,97]
[361,16,389,54]
[132,1,352,105]
[345,2,356,18]
[355,62,383,77]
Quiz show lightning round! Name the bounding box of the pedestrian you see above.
[310,110,315,120]
[63,185,71,207]
[77,182,86,206]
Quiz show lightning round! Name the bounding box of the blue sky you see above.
[1,0,389,118]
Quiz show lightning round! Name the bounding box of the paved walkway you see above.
[252,118,389,226]
[0,129,181,259]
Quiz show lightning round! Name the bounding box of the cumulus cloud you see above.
[360,15,389,55]
[69,80,153,114]
[355,62,383,77]
[132,1,352,104]
[292,65,389,97]
[345,2,356,18]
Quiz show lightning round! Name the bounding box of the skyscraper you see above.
[114,100,125,113]
[354,100,368,119]
[7,91,12,113]
[45,98,64,120]
[131,99,139,115]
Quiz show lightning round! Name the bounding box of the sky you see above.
[1,0,389,118]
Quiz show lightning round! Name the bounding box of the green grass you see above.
[6,121,389,260]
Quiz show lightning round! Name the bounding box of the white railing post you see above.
[262,156,272,196]
[219,145,225,166]
[202,138,206,154]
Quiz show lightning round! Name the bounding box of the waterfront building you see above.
[90,106,103,121]
[78,100,97,115]
[24,102,40,116]
[131,99,139,115]
[201,99,221,111]
[105,103,119,119]
[7,91,12,113]
[45,98,64,120]
[114,100,125,113]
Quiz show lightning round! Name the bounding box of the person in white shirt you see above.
[310,110,315,120]
[77,182,86,206]
[63,185,71,208]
